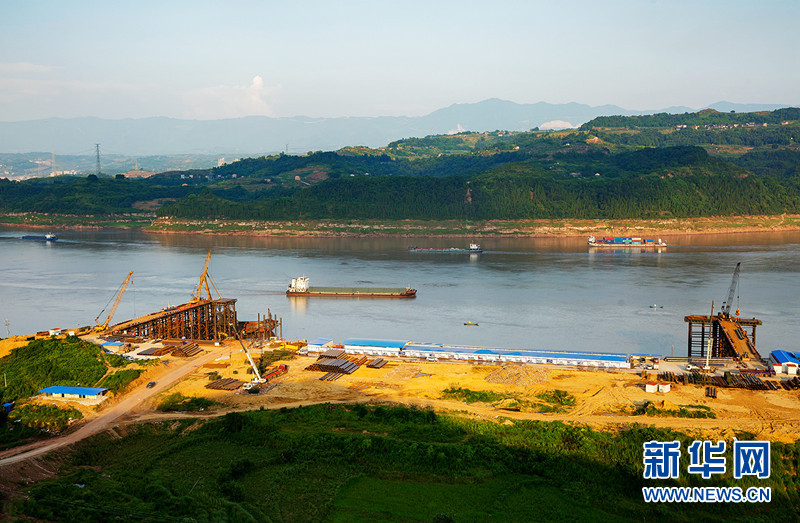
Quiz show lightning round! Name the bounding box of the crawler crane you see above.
[94,271,134,331]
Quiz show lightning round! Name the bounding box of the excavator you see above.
[94,271,134,331]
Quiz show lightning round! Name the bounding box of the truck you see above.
[262,364,288,382]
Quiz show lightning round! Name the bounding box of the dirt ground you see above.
[0,335,31,359]
[155,351,800,443]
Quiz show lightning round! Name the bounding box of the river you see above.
[1,228,798,357]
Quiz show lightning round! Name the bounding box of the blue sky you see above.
[1,0,798,120]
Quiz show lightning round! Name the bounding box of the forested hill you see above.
[2,107,800,220]
[581,107,800,129]
[159,147,800,221]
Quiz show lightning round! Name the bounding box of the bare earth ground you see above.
[144,351,800,443]
[2,344,799,501]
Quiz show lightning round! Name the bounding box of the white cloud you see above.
[0,62,59,74]
[539,120,577,130]
[447,124,467,135]
[183,76,281,119]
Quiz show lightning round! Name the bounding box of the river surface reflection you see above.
[1,228,798,356]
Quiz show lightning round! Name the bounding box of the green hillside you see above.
[1,108,799,221]
[7,404,796,521]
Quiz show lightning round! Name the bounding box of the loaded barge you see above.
[409,242,482,253]
[588,236,666,248]
[21,233,57,242]
[286,276,416,298]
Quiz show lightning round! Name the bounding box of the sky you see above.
[1,0,798,121]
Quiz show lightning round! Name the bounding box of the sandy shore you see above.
[4,213,800,238]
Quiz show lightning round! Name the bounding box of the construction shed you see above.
[306,338,334,352]
[101,341,130,353]
[770,350,800,375]
[343,338,408,357]
[38,386,109,400]
[402,344,630,368]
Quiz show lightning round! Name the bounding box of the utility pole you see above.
[51,148,55,176]
[95,143,101,176]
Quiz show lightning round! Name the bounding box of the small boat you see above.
[409,242,482,254]
[22,233,57,242]
[464,321,479,327]
[649,304,663,309]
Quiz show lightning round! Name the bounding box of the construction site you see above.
[4,254,799,451]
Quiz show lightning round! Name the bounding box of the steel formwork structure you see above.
[684,314,761,359]
[111,299,238,341]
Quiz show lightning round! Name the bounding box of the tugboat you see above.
[21,233,58,242]
[408,242,482,253]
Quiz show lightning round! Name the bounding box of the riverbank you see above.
[3,212,800,237]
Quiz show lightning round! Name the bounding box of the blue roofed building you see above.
[38,386,109,402]
[770,350,800,375]
[402,344,630,368]
[306,338,334,352]
[343,338,409,356]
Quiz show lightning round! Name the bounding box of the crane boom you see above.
[95,271,134,330]
[234,328,265,384]
[191,250,221,302]
[721,262,741,317]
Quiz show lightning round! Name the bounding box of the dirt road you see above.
[0,349,221,467]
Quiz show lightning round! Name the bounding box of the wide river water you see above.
[1,228,798,357]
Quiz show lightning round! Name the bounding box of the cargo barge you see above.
[408,242,482,253]
[587,236,666,248]
[286,276,416,298]
[21,233,57,242]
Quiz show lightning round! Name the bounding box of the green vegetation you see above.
[96,369,143,394]
[257,349,294,375]
[7,404,83,432]
[2,108,799,222]
[634,401,717,419]
[7,404,795,521]
[0,337,108,404]
[156,392,217,412]
[536,389,576,406]
[441,386,506,404]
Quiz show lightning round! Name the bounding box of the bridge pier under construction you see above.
[109,299,241,341]
[684,314,762,361]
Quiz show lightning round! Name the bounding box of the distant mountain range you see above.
[0,99,792,156]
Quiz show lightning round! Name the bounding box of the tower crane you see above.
[720,262,741,319]
[95,271,134,331]
[191,249,221,302]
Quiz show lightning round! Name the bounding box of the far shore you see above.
[2,213,800,238]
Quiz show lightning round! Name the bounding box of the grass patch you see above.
[536,389,576,406]
[8,403,83,432]
[441,386,506,404]
[156,393,217,412]
[634,401,716,419]
[96,369,143,394]
[330,475,616,522]
[9,403,796,521]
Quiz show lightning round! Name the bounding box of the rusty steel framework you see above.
[684,314,761,360]
[111,299,238,341]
